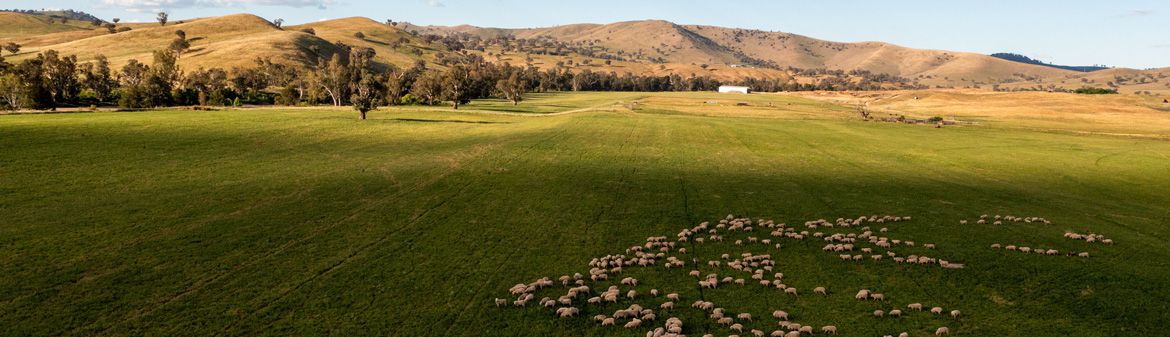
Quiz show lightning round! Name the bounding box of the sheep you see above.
[627,290,638,300]
[785,287,798,296]
[624,318,642,329]
[750,329,765,337]
[667,293,680,301]
[556,307,579,318]
[650,289,659,297]
[821,325,838,334]
[737,313,753,321]
[925,243,936,249]
[784,332,801,337]
[899,333,909,337]
[731,323,744,332]
[872,293,885,301]
[991,243,1002,249]
[1078,252,1090,258]
[814,286,827,295]
[494,298,507,307]
[773,310,789,320]
[717,317,734,325]
[735,279,746,286]
[874,310,885,317]
[799,326,814,334]
[661,301,674,310]
[642,313,657,321]
[601,318,615,326]
[856,289,871,300]
[770,331,785,337]
[951,310,961,318]
[889,309,902,317]
[908,303,924,311]
[935,327,950,335]
[931,307,944,315]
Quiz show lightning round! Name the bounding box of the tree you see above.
[273,18,284,28]
[410,70,442,105]
[157,12,168,26]
[440,65,471,109]
[0,73,28,111]
[112,18,120,24]
[354,31,366,39]
[11,58,52,110]
[350,72,383,120]
[39,50,80,108]
[496,72,525,105]
[81,55,117,102]
[385,68,409,105]
[321,53,349,106]
[170,30,190,55]
[2,43,19,56]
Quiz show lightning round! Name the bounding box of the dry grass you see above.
[791,90,1170,139]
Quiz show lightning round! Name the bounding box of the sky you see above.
[8,0,1169,69]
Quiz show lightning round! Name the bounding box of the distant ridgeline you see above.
[0,9,105,23]
[990,53,1108,73]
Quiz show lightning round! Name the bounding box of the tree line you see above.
[0,37,911,118]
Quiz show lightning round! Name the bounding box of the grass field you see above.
[2,92,1169,336]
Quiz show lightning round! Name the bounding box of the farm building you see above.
[718,86,751,94]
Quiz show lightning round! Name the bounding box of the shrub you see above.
[928,116,944,122]
[1073,87,1118,95]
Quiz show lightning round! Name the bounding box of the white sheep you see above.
[951,310,961,318]
[731,323,744,332]
[908,303,923,311]
[889,309,902,317]
[785,287,798,296]
[773,310,789,320]
[874,310,884,317]
[494,298,507,307]
[856,289,871,300]
[821,325,838,334]
[624,318,642,329]
[931,307,944,315]
[814,286,827,295]
[935,327,950,335]
[872,293,885,301]
[601,318,615,326]
[667,293,680,301]
[737,313,752,321]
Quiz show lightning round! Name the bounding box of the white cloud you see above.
[426,0,445,7]
[100,0,335,12]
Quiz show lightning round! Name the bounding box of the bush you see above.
[1073,87,1118,95]
[928,116,944,122]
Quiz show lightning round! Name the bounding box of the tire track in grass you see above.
[222,116,590,335]
[99,117,565,335]
[435,115,635,336]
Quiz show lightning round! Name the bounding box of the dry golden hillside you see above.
[0,12,93,39]
[7,14,342,69]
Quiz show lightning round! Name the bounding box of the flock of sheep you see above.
[497,213,1110,336]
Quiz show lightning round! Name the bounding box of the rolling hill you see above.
[1,11,1165,93]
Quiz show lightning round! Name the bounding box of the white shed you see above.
[718,86,751,94]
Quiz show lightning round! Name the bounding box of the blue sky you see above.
[9,0,1169,69]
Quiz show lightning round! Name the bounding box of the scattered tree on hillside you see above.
[2,43,19,56]
[170,30,190,55]
[157,12,168,26]
[273,18,284,28]
[354,32,366,40]
[112,18,120,24]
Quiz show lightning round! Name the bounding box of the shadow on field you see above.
[391,118,512,125]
